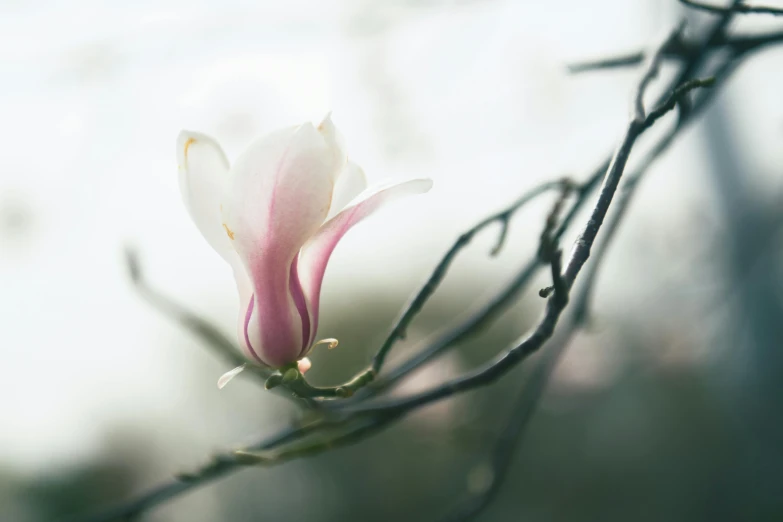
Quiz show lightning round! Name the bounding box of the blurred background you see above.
[1,0,782,520]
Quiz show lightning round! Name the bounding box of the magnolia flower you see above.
[177,115,431,381]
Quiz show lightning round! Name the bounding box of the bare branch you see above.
[566,29,783,73]
[343,52,715,427]
[442,11,740,520]
[368,180,568,375]
[682,0,783,15]
[123,247,269,381]
[62,421,318,522]
[634,22,688,122]
[567,52,646,73]
[360,179,582,397]
[234,414,400,465]
[439,322,577,522]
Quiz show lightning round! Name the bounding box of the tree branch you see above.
[343,76,715,420]
[439,320,577,522]
[442,8,741,521]
[354,179,582,398]
[369,179,569,374]
[123,248,269,382]
[681,0,783,15]
[633,22,688,123]
[566,29,783,73]
[62,421,318,522]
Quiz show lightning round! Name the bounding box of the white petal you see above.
[226,251,258,361]
[224,123,342,263]
[177,130,233,260]
[217,364,246,389]
[317,112,347,169]
[326,161,368,221]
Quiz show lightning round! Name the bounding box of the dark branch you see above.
[349,180,585,400]
[444,10,740,521]
[343,59,715,426]
[567,29,783,73]
[440,322,578,522]
[63,421,318,522]
[682,0,783,15]
[567,52,646,73]
[369,179,568,374]
[368,257,543,395]
[633,23,688,122]
[123,247,268,381]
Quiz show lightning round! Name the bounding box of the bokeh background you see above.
[1,0,782,520]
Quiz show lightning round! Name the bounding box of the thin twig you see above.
[353,180,582,398]
[369,179,568,374]
[439,321,577,522]
[61,421,318,522]
[566,29,783,73]
[354,171,608,403]
[445,9,741,521]
[573,60,734,326]
[124,247,269,381]
[234,414,400,465]
[365,257,544,396]
[343,84,715,421]
[682,0,783,15]
[567,52,647,73]
[634,23,688,122]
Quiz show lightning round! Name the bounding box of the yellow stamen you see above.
[313,338,339,350]
[222,223,235,240]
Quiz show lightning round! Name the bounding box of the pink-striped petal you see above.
[297,178,432,346]
[222,122,345,367]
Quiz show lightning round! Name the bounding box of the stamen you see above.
[222,223,235,240]
[217,364,246,389]
[313,338,339,350]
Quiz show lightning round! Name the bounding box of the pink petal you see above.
[297,178,432,346]
[223,123,345,367]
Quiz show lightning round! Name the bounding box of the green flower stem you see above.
[265,365,377,399]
